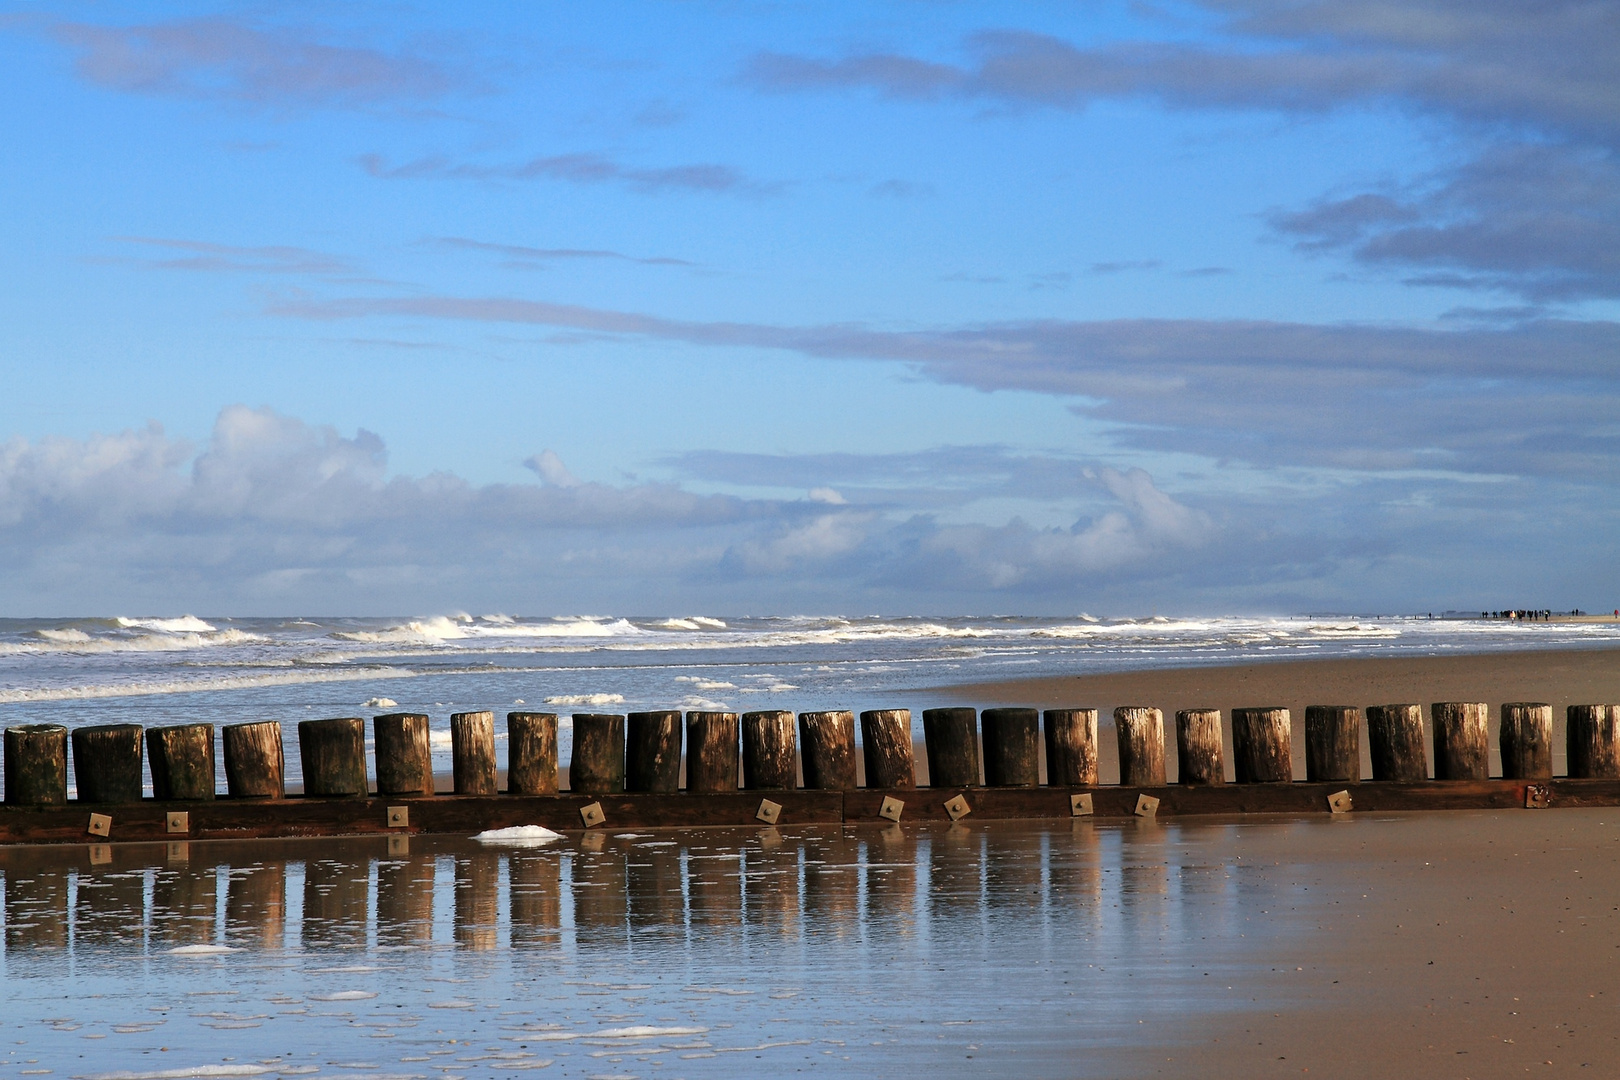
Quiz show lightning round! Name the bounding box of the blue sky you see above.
[1,1,1616,615]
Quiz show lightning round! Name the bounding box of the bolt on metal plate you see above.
[1328,789,1353,814]
[755,798,783,825]
[943,794,972,821]
[878,795,904,822]
[1133,793,1160,818]
[1069,793,1094,817]
[386,805,410,828]
[1525,784,1550,809]
[86,813,112,838]
[88,843,112,866]
[166,811,190,834]
[579,801,607,828]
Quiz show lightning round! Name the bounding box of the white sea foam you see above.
[544,693,624,706]
[474,825,562,846]
[74,1067,273,1080]
[591,1025,708,1038]
[115,615,217,633]
[334,615,645,645]
[0,666,414,704]
[364,697,398,708]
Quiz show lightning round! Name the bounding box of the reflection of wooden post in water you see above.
[1232,707,1292,783]
[626,841,685,928]
[508,852,561,948]
[743,833,799,934]
[298,718,367,797]
[71,723,144,803]
[222,722,284,798]
[982,708,1039,787]
[684,846,743,932]
[151,861,218,946]
[147,724,215,800]
[301,858,369,948]
[1432,702,1489,780]
[923,708,980,788]
[1176,709,1226,785]
[1044,709,1098,785]
[1567,705,1620,778]
[73,857,148,946]
[571,846,629,949]
[1500,703,1553,780]
[1114,707,1166,787]
[224,863,286,948]
[375,713,434,797]
[6,867,69,949]
[685,712,739,793]
[802,830,860,928]
[859,710,915,789]
[376,853,436,946]
[570,714,626,794]
[626,711,682,793]
[983,827,1042,911]
[742,711,797,790]
[798,711,857,789]
[5,725,68,806]
[454,851,500,950]
[1367,704,1427,781]
[928,822,982,917]
[863,824,917,922]
[507,712,558,795]
[1048,826,1104,919]
[1305,706,1361,783]
[452,712,498,795]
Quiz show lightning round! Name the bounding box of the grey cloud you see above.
[1273,144,1620,300]
[432,237,692,267]
[268,290,1620,480]
[0,407,1222,611]
[745,4,1620,144]
[37,17,457,107]
[1090,260,1162,274]
[111,236,355,275]
[359,152,777,196]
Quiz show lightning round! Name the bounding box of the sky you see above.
[0,0,1616,616]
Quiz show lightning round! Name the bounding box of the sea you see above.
[2,612,1618,788]
[2,612,1618,1078]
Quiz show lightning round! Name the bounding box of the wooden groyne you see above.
[2,701,1619,845]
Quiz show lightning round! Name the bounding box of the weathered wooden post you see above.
[507,712,558,795]
[1500,703,1552,780]
[1567,704,1620,779]
[859,709,915,789]
[1431,702,1489,780]
[1044,708,1098,785]
[1232,707,1292,783]
[685,711,739,793]
[1305,705,1361,783]
[451,711,497,795]
[222,721,284,798]
[982,707,1039,786]
[923,707,980,787]
[147,724,216,800]
[1175,708,1225,785]
[71,723,143,803]
[625,710,681,793]
[5,725,67,806]
[798,710,857,789]
[374,713,433,797]
[372,712,434,799]
[1367,704,1427,781]
[297,717,367,797]
[742,710,796,790]
[569,713,626,794]
[1114,706,1166,786]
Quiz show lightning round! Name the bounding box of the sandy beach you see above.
[942,646,1620,784]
